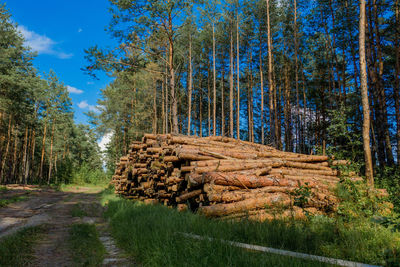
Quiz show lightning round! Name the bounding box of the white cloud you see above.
[18,25,73,59]
[98,132,113,152]
[78,100,100,113]
[66,85,83,94]
[87,81,94,85]
[78,28,83,33]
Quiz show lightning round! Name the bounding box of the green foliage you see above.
[335,179,392,220]
[70,163,108,185]
[0,226,45,266]
[71,204,88,218]
[290,182,313,208]
[376,167,400,213]
[68,224,106,267]
[325,105,363,162]
[0,195,28,208]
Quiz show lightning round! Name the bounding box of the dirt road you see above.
[0,185,131,266]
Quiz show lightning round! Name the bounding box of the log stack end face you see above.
[112,134,346,220]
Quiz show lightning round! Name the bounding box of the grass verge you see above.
[0,226,45,266]
[102,187,400,266]
[68,223,106,266]
[58,183,107,193]
[70,204,88,218]
[0,195,28,208]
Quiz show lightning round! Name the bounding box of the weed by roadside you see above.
[0,226,45,266]
[68,223,106,266]
[103,199,332,266]
[0,195,28,208]
[71,204,88,218]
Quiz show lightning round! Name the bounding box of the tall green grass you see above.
[103,194,399,266]
[0,195,28,208]
[68,223,106,266]
[0,226,44,266]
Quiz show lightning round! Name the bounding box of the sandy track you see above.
[0,185,133,266]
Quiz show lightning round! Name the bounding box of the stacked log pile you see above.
[111,134,354,221]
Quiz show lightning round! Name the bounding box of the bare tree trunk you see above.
[248,47,254,142]
[359,0,374,185]
[213,24,217,136]
[29,128,36,180]
[266,0,275,147]
[188,34,193,136]
[162,78,166,134]
[236,11,240,140]
[168,13,178,134]
[230,30,234,138]
[200,73,203,137]
[165,61,169,134]
[283,46,292,152]
[259,40,265,145]
[0,116,12,183]
[294,0,300,152]
[221,70,225,136]
[39,121,47,179]
[153,80,157,134]
[11,127,18,182]
[54,154,58,184]
[48,122,55,184]
[373,0,394,166]
[207,59,211,137]
[20,127,28,184]
[395,0,400,165]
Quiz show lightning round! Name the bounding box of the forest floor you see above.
[0,184,133,266]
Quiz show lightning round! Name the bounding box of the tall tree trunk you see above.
[200,65,203,137]
[294,0,300,152]
[248,47,254,142]
[168,13,178,134]
[221,70,225,136]
[259,40,265,145]
[0,116,12,183]
[153,80,157,134]
[395,0,400,165]
[11,127,18,182]
[359,0,374,185]
[188,34,193,136]
[39,121,47,179]
[283,49,292,152]
[230,30,234,138]
[266,0,275,147]
[162,78,166,134]
[213,24,217,136]
[207,59,211,136]
[236,11,240,140]
[48,122,55,184]
[20,127,28,184]
[373,0,394,166]
[165,59,169,134]
[29,127,36,181]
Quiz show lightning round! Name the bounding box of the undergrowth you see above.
[0,195,28,208]
[0,226,45,266]
[102,187,399,266]
[68,223,106,266]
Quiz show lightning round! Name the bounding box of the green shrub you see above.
[0,226,44,266]
[70,163,108,185]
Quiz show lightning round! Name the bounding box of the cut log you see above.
[176,189,202,203]
[198,193,291,217]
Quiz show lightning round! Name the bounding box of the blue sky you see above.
[4,0,116,124]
